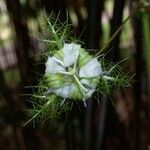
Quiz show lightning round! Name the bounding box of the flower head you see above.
[45,43,102,101]
[26,16,131,125]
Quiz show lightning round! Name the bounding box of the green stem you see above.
[47,19,63,49]
[103,75,114,81]
[59,71,73,75]
[73,75,87,92]
[42,39,57,43]
[142,12,150,83]
[24,99,49,125]
[95,6,138,56]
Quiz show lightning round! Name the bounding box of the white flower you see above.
[45,43,102,101]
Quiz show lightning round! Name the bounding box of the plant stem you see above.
[60,71,73,75]
[47,19,63,49]
[95,6,138,56]
[73,75,87,92]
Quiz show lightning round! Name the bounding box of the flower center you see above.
[64,66,87,93]
[68,67,75,75]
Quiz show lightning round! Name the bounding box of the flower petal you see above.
[53,84,73,99]
[79,58,102,78]
[83,88,95,101]
[80,79,95,88]
[80,77,99,89]
[63,43,80,67]
[45,57,65,74]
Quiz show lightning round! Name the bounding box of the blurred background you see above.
[0,0,150,149]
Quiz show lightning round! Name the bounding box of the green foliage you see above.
[97,60,132,94]
[38,12,75,58]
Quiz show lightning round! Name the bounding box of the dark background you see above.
[0,0,150,149]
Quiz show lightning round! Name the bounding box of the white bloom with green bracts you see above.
[45,43,102,101]
[25,15,131,125]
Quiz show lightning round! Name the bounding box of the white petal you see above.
[79,58,102,78]
[80,79,95,88]
[45,57,65,74]
[63,43,80,67]
[83,88,95,101]
[53,84,73,98]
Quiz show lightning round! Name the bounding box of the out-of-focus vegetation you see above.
[0,0,150,150]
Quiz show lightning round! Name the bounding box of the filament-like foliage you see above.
[37,12,75,58]
[25,13,132,125]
